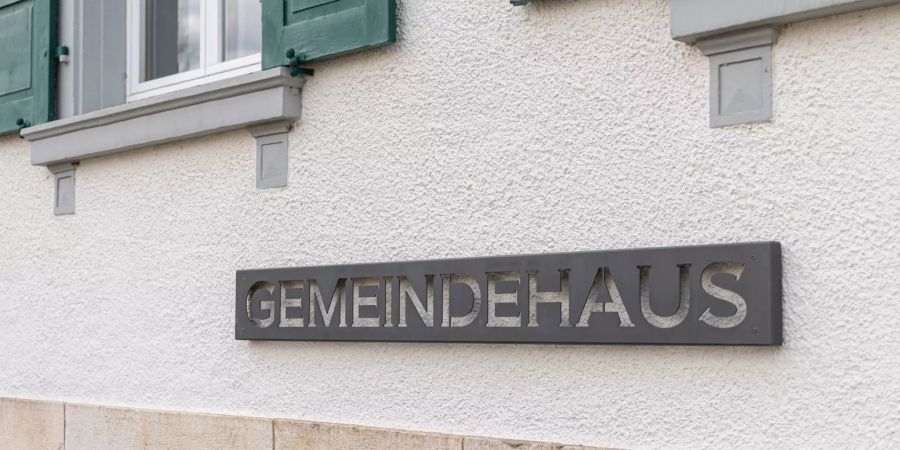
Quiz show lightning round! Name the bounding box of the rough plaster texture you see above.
[1,0,899,448]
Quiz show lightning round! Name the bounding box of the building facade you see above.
[1,0,899,448]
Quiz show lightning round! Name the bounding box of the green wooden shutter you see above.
[0,0,57,134]
[262,0,395,69]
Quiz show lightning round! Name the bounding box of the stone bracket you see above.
[49,163,77,216]
[249,121,293,189]
[697,27,779,128]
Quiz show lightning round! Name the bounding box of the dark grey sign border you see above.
[236,242,782,345]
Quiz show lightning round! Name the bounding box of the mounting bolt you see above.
[290,66,314,77]
[56,46,70,64]
[285,50,312,77]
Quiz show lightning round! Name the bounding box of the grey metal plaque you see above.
[236,242,782,345]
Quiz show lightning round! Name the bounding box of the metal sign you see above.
[236,242,782,345]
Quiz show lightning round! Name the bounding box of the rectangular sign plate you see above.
[236,242,782,345]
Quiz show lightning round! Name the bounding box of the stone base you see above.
[0,397,608,450]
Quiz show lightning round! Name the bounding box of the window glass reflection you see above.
[144,0,202,81]
[222,0,261,61]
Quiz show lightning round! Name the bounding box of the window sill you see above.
[23,67,304,166]
[671,0,900,43]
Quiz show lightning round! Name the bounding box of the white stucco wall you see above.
[1,0,899,448]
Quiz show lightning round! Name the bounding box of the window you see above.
[127,0,262,101]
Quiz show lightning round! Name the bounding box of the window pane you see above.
[144,0,201,81]
[222,0,261,61]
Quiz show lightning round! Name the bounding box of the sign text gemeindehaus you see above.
[236,242,782,345]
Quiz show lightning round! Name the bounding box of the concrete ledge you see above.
[274,420,465,449]
[0,397,609,450]
[0,398,608,450]
[463,436,591,450]
[0,398,64,450]
[671,0,900,42]
[22,67,305,166]
[65,403,273,450]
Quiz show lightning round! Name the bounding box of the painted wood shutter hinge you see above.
[54,45,70,64]
[284,48,314,77]
[15,118,32,137]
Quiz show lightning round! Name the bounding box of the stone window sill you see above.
[671,0,900,43]
[22,67,304,166]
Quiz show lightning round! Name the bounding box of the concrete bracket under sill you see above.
[22,67,305,167]
[49,163,76,216]
[698,27,779,128]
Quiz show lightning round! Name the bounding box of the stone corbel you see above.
[696,27,779,128]
[249,120,294,189]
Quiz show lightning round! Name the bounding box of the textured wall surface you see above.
[1,0,899,448]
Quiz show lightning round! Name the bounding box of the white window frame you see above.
[126,0,261,102]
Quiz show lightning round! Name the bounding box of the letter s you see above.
[699,262,747,329]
